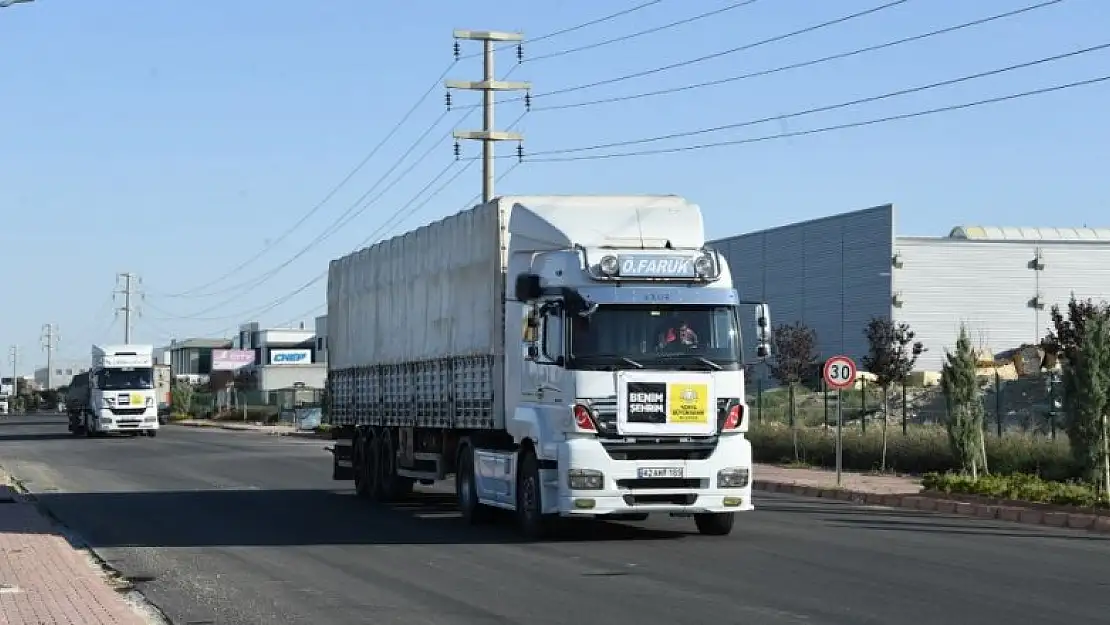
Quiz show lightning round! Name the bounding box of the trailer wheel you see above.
[515,450,550,540]
[376,431,412,502]
[694,512,735,536]
[456,444,492,524]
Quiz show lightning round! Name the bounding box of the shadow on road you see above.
[31,488,691,548]
[0,419,66,428]
[0,432,78,442]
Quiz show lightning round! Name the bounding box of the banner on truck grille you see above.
[617,372,716,436]
[626,381,709,425]
[212,349,256,371]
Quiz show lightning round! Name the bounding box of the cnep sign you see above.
[270,349,311,365]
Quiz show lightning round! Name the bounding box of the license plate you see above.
[638,466,684,479]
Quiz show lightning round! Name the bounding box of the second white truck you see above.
[327,195,770,538]
[67,344,161,437]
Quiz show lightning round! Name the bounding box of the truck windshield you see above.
[96,367,154,391]
[569,304,741,370]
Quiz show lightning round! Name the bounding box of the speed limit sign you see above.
[823,355,857,390]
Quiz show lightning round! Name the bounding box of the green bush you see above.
[748,423,1077,480]
[922,472,1105,508]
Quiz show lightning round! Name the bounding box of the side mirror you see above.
[526,344,540,360]
[514,273,542,302]
[756,342,770,359]
[754,303,771,343]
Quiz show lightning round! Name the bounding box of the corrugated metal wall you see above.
[893,239,1110,371]
[710,205,895,380]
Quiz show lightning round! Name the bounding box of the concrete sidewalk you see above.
[755,463,922,494]
[0,485,152,625]
[171,419,323,438]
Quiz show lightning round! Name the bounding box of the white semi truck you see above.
[326,195,770,538]
[67,344,161,437]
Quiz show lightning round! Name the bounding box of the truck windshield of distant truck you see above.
[95,367,154,391]
[567,304,742,370]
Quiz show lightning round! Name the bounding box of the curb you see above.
[753,480,1110,535]
[170,421,323,438]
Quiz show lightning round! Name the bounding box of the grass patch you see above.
[922,472,1106,508]
[749,422,1077,480]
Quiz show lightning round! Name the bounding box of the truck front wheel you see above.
[515,451,550,540]
[694,512,735,536]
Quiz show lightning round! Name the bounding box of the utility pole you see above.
[446,30,530,203]
[7,345,17,398]
[41,323,58,389]
[115,272,141,343]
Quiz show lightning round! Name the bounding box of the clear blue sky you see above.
[1,0,1106,369]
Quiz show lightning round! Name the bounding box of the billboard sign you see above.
[212,349,256,371]
[269,349,311,365]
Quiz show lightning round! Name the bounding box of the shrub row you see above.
[748,423,1078,480]
[922,472,1105,508]
[209,407,280,423]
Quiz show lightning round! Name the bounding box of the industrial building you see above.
[234,321,326,391]
[710,204,1110,375]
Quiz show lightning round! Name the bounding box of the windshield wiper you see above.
[651,353,723,370]
[574,354,644,369]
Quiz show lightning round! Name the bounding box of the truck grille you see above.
[587,396,738,460]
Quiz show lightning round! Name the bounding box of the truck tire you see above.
[515,450,550,540]
[456,444,492,524]
[146,430,158,438]
[694,512,735,536]
[353,433,377,499]
[375,431,412,502]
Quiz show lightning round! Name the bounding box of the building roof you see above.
[170,338,233,349]
[948,226,1110,241]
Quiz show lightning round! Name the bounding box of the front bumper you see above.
[554,434,754,516]
[93,408,160,432]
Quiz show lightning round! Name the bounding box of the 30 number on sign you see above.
[823,356,857,390]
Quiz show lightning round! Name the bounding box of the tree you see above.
[1053,300,1110,496]
[941,325,987,478]
[862,317,925,471]
[767,321,818,461]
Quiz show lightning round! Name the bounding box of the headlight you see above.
[567,468,605,490]
[105,396,116,405]
[694,253,715,277]
[717,467,750,488]
[598,255,619,276]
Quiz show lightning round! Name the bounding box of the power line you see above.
[525,0,911,101]
[160,64,459,299]
[526,1,762,63]
[460,0,666,60]
[527,74,1110,163]
[529,42,1110,157]
[162,2,660,299]
[212,160,474,330]
[274,161,523,327]
[207,113,527,332]
[163,110,455,312]
[532,0,1065,112]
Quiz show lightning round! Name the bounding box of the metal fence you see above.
[747,370,1064,438]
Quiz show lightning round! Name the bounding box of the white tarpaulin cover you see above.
[327,201,504,370]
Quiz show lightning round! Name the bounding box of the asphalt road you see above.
[0,414,1108,625]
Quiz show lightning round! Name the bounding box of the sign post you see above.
[823,355,858,487]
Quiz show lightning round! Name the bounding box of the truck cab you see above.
[494,196,770,535]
